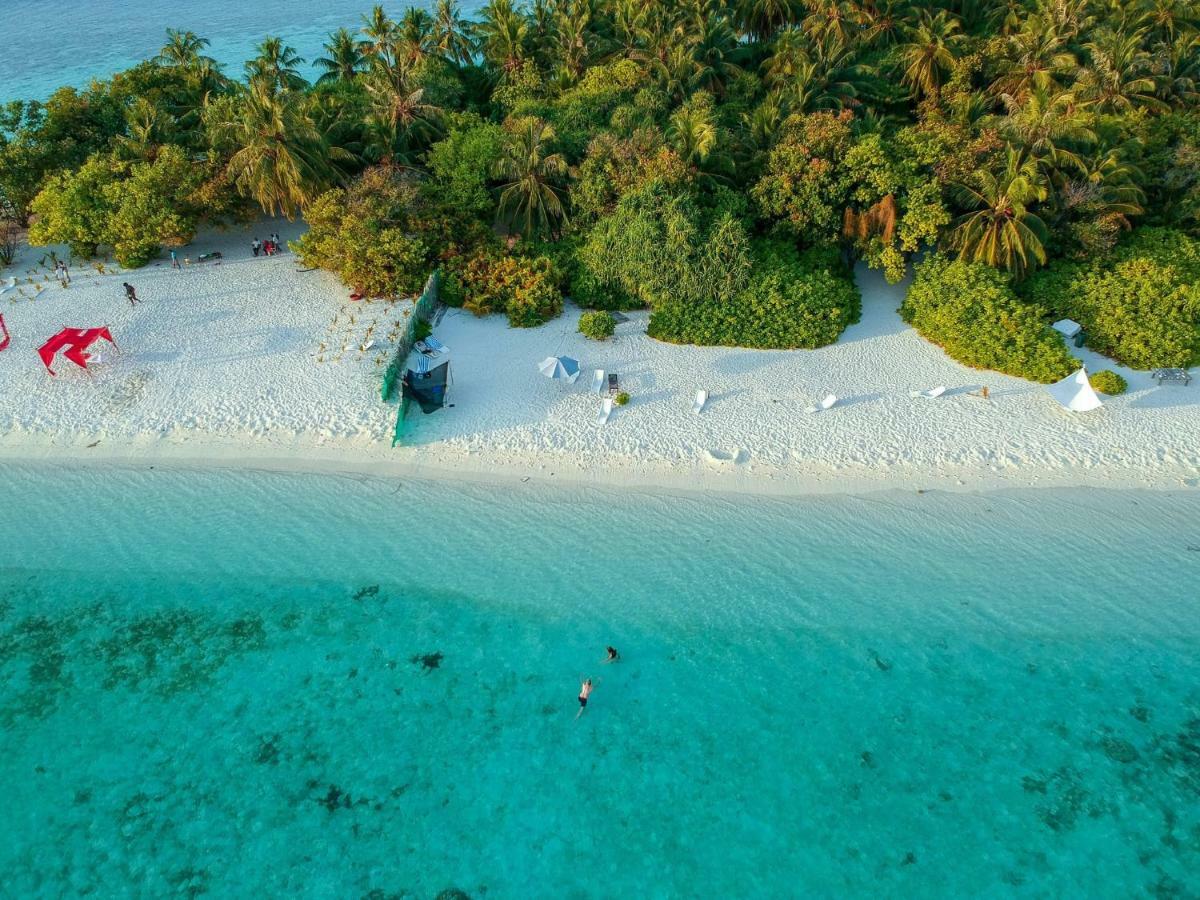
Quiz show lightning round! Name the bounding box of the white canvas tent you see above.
[1047,367,1104,412]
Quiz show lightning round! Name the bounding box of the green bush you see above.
[614,391,630,406]
[647,242,861,349]
[903,255,1077,382]
[578,310,616,340]
[442,250,563,327]
[294,166,489,298]
[1019,228,1200,369]
[1089,370,1128,395]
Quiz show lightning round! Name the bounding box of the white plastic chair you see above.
[807,394,837,413]
[591,369,605,394]
[596,398,614,425]
[910,386,946,399]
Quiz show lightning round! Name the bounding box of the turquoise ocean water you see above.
[2,463,1199,896]
[1,0,486,105]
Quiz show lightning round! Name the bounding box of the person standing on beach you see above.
[575,677,595,720]
[252,238,261,257]
[170,249,180,269]
[123,282,140,306]
[55,260,70,285]
[271,232,282,251]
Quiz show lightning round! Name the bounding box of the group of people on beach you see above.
[576,645,620,720]
[252,234,283,257]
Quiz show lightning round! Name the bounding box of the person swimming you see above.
[575,677,594,719]
[602,646,620,663]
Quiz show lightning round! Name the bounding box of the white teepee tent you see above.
[1047,367,1104,412]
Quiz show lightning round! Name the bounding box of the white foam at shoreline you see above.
[1,220,1198,496]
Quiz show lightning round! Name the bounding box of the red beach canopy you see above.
[38,327,116,376]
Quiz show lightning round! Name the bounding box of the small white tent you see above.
[1047,367,1104,412]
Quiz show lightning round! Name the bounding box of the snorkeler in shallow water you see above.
[575,677,595,719]
[602,646,620,663]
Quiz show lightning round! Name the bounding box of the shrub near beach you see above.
[903,255,1077,382]
[648,243,861,350]
[1019,229,1200,369]
[578,310,616,340]
[441,251,563,328]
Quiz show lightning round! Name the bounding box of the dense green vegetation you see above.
[1019,228,1200,368]
[1,0,1197,358]
[578,309,616,339]
[1090,369,1128,394]
[903,255,1077,381]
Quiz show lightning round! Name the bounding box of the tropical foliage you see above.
[902,255,1077,381]
[0,0,1192,360]
[1019,228,1200,368]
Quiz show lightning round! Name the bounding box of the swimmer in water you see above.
[602,646,620,663]
[575,677,594,719]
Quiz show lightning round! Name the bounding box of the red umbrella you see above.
[37,327,116,376]
[0,313,9,352]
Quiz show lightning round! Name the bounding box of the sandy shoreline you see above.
[2,220,1198,498]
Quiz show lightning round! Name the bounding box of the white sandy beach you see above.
[1,220,1198,495]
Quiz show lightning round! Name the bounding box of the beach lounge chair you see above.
[414,340,438,357]
[807,394,837,413]
[909,386,946,399]
[590,369,605,394]
[693,389,708,413]
[608,373,619,396]
[596,398,614,425]
[425,336,449,354]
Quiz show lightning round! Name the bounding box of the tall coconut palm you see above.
[315,28,366,83]
[476,0,531,78]
[1076,29,1168,112]
[493,118,569,238]
[688,7,743,96]
[898,10,962,100]
[989,19,1078,99]
[432,0,476,66]
[398,8,436,66]
[212,83,345,218]
[159,29,216,69]
[736,0,802,41]
[246,37,308,92]
[949,148,1049,279]
[997,88,1096,175]
[362,57,443,163]
[360,5,399,61]
[667,103,717,166]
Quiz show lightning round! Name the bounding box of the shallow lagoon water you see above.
[1,463,1199,897]
[1,0,486,104]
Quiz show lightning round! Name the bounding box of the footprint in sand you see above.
[100,370,153,416]
[706,448,749,465]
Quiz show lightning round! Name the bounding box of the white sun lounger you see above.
[596,398,614,425]
[807,394,837,413]
[591,369,605,394]
[909,386,946,399]
[693,390,708,413]
[424,336,448,354]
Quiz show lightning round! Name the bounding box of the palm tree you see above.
[736,0,802,41]
[158,29,216,69]
[360,5,399,61]
[432,0,476,66]
[553,0,595,83]
[899,10,962,100]
[988,19,1078,99]
[476,0,530,78]
[1076,29,1168,112]
[949,148,1049,279]
[315,28,366,83]
[398,8,435,66]
[493,118,569,238]
[688,7,743,96]
[997,88,1096,175]
[362,57,443,163]
[212,83,345,218]
[667,103,717,166]
[246,37,308,92]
